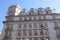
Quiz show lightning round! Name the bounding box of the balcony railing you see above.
[3,35,10,39]
[5,28,13,31]
[54,26,60,29]
[56,34,60,38]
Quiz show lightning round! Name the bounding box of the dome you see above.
[7,4,22,16]
[9,4,21,9]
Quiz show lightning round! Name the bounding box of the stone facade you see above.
[0,4,60,40]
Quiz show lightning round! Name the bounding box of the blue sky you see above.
[0,0,60,31]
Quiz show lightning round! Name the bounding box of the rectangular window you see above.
[23,30,26,36]
[28,38,32,40]
[34,16,36,20]
[43,23,47,27]
[44,30,48,35]
[39,23,44,28]
[24,17,27,21]
[26,17,29,20]
[23,24,27,28]
[34,30,38,36]
[34,37,38,40]
[40,30,44,35]
[7,17,13,21]
[7,24,13,29]
[29,17,31,20]
[18,31,21,36]
[39,16,41,20]
[36,16,39,20]
[22,17,24,21]
[54,22,60,27]
[54,22,58,27]
[20,17,22,21]
[28,30,32,36]
[41,16,46,20]
[56,29,60,35]
[39,23,41,27]
[28,23,32,28]
[18,24,22,28]
[5,31,11,37]
[34,23,37,28]
[38,8,43,14]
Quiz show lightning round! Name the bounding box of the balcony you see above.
[56,34,60,38]
[5,28,13,31]
[54,26,60,29]
[3,35,10,40]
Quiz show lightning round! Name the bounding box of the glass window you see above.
[40,37,44,40]
[34,37,38,40]
[40,30,44,35]
[26,17,29,20]
[38,16,41,20]
[29,17,31,20]
[7,17,13,21]
[36,16,39,20]
[34,30,38,35]
[29,23,32,28]
[56,29,60,35]
[41,16,46,20]
[23,30,26,36]
[38,8,43,14]
[22,17,24,21]
[23,24,27,28]
[34,23,37,28]
[16,38,21,40]
[54,22,58,27]
[20,17,22,21]
[39,23,41,27]
[34,16,36,20]
[57,22,60,27]
[18,24,22,28]
[28,38,32,40]
[5,31,11,37]
[54,22,60,27]
[28,30,32,36]
[7,24,13,29]
[44,30,48,35]
[43,23,47,27]
[24,17,27,21]
[18,31,21,36]
[58,38,60,40]
[54,15,60,19]
[31,16,34,20]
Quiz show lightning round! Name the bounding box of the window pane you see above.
[23,24,27,28]
[18,24,22,28]
[28,30,32,36]
[29,23,32,28]
[18,31,21,36]
[34,30,37,36]
[34,23,37,28]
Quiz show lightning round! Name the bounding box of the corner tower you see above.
[7,4,21,16]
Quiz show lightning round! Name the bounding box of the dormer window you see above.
[46,7,52,14]
[29,8,35,15]
[38,8,43,14]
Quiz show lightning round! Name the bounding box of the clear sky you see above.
[0,0,60,31]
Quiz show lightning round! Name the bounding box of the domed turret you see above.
[7,4,22,16]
